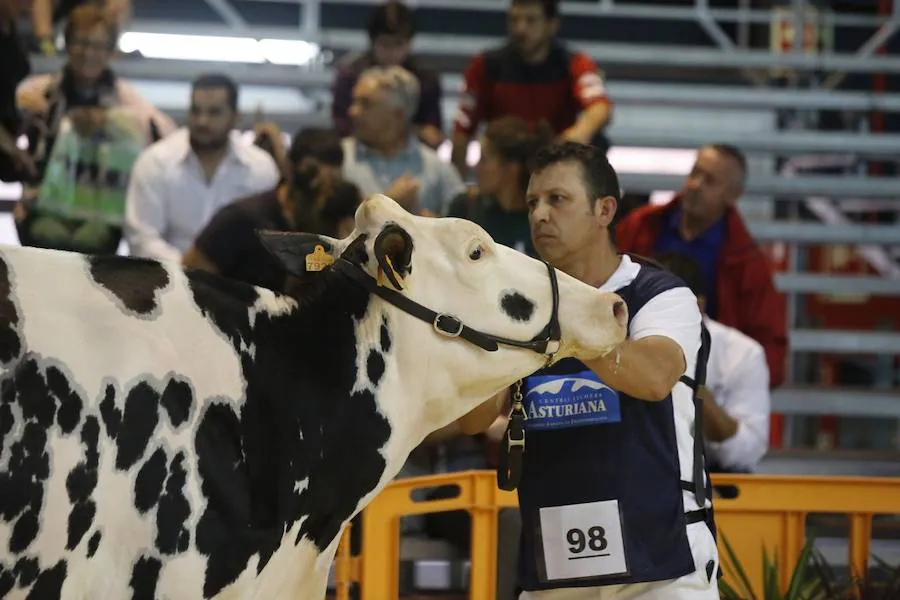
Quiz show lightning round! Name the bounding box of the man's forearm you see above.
[583,336,685,402]
[699,387,739,442]
[561,103,610,144]
[450,132,471,177]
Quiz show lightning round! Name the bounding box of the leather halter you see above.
[330,239,562,363]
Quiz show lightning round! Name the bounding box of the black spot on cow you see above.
[46,366,82,434]
[86,531,101,557]
[14,556,39,587]
[116,381,160,471]
[88,254,170,316]
[500,291,535,322]
[99,384,121,438]
[187,269,257,351]
[366,348,385,386]
[65,416,99,551]
[130,555,162,600]
[1,358,55,556]
[191,257,391,597]
[0,256,21,364]
[156,452,191,554]
[0,567,13,597]
[379,317,391,353]
[135,447,168,514]
[66,501,95,551]
[27,560,66,599]
[161,378,192,428]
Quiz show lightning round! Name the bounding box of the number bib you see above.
[538,500,629,581]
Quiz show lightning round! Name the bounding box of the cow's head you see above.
[259,194,627,446]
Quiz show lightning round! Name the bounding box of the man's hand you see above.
[385,173,420,211]
[70,107,108,137]
[698,385,739,442]
[417,125,445,149]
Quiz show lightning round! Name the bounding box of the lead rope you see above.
[497,380,526,491]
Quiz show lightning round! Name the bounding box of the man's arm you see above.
[699,386,738,442]
[181,246,220,274]
[705,341,771,470]
[584,287,702,402]
[413,70,446,149]
[330,66,358,138]
[184,202,251,276]
[560,54,613,144]
[123,152,182,263]
[450,56,487,177]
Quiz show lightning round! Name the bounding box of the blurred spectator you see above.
[331,1,444,149]
[450,0,612,177]
[657,252,771,473]
[616,143,788,388]
[31,0,130,56]
[0,0,34,183]
[446,116,552,257]
[124,73,280,263]
[251,120,288,178]
[13,3,174,253]
[183,127,361,292]
[342,65,464,216]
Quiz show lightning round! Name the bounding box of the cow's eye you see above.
[469,245,484,261]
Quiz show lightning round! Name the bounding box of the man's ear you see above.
[256,230,344,278]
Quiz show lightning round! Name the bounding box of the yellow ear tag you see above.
[305,245,335,272]
[377,256,405,290]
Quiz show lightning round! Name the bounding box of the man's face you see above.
[679,147,743,223]
[526,160,614,264]
[187,87,237,151]
[66,23,113,83]
[372,33,411,67]
[349,76,396,144]
[507,2,557,59]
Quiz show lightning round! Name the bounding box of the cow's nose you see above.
[613,300,627,325]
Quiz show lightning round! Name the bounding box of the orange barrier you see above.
[330,470,900,599]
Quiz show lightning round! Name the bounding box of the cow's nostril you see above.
[613,301,627,321]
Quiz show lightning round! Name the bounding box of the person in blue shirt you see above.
[452,141,719,599]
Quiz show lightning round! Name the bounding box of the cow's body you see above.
[0,194,628,599]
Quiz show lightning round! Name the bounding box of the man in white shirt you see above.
[657,252,771,473]
[124,74,280,262]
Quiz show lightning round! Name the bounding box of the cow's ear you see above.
[256,230,344,277]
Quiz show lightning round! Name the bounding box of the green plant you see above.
[718,532,826,600]
[808,549,900,600]
[716,531,900,600]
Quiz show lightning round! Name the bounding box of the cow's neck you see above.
[225,265,406,555]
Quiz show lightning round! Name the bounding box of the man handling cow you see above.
[0,192,629,599]
[452,142,720,600]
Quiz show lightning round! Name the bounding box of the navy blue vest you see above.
[515,261,714,591]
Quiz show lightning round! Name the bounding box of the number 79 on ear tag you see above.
[305,245,335,272]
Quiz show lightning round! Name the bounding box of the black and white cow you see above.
[0,194,627,599]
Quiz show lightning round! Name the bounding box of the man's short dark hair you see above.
[511,0,559,19]
[655,252,707,299]
[529,141,621,205]
[191,74,239,111]
[707,143,747,187]
[288,127,344,167]
[368,1,416,41]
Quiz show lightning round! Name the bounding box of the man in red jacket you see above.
[616,143,788,388]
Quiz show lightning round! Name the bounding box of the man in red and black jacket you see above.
[616,144,788,388]
[450,0,612,177]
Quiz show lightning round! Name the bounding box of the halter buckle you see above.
[433,314,463,338]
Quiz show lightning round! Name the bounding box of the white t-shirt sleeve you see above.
[629,287,703,378]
